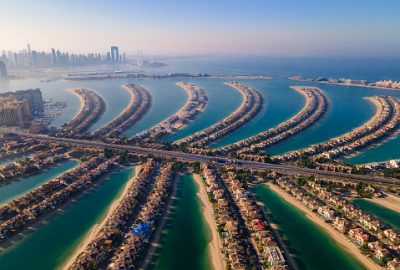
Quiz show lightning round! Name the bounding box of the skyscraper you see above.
[0,61,7,78]
[111,46,119,62]
[0,98,32,126]
[0,89,44,114]
[51,48,57,66]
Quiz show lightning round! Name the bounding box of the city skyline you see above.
[1,2,400,270]
[1,0,400,57]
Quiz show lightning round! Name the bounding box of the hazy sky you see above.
[1,0,400,56]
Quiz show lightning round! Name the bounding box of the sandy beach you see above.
[174,82,250,145]
[267,183,379,270]
[96,84,138,131]
[193,173,225,270]
[368,194,400,213]
[223,82,251,117]
[225,86,314,150]
[65,88,85,118]
[139,82,195,136]
[61,164,142,270]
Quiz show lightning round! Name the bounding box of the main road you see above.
[9,132,400,186]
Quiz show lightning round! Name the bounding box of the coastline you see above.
[65,88,85,118]
[137,82,206,139]
[367,194,400,213]
[0,165,120,252]
[193,173,225,270]
[0,158,71,192]
[290,79,400,91]
[96,84,137,131]
[232,85,315,151]
[174,82,248,144]
[267,183,379,270]
[61,164,142,270]
[65,75,273,82]
[140,83,192,135]
[64,87,106,132]
[172,82,196,131]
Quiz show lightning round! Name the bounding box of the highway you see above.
[10,132,400,186]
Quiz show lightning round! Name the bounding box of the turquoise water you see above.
[123,78,187,137]
[346,134,400,164]
[0,78,81,128]
[1,58,400,162]
[267,83,375,155]
[268,83,400,162]
[353,199,400,230]
[253,184,365,270]
[0,159,78,204]
[0,167,135,270]
[211,79,304,148]
[0,154,25,166]
[78,81,130,132]
[151,174,213,270]
[164,79,242,142]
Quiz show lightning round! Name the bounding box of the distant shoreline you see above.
[290,77,400,91]
[64,74,273,81]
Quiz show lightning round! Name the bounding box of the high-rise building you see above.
[137,50,144,66]
[56,50,62,65]
[2,46,123,69]
[51,48,57,66]
[111,46,119,62]
[0,89,44,114]
[0,61,7,78]
[0,97,31,126]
